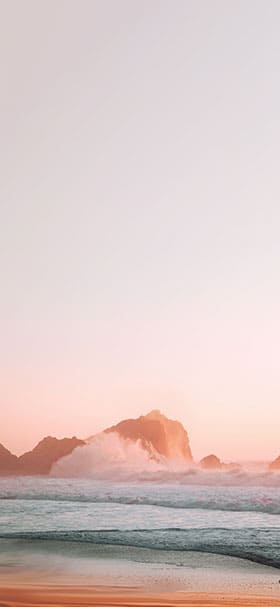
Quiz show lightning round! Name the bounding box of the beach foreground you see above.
[1,585,280,607]
[1,543,280,607]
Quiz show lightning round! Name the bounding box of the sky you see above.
[1,0,280,461]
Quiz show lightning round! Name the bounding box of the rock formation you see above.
[269,455,280,471]
[199,454,241,471]
[0,443,18,474]
[18,436,86,475]
[0,410,193,475]
[0,437,85,475]
[200,454,222,469]
[105,409,193,462]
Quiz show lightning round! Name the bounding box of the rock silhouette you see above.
[269,455,280,471]
[1,409,194,475]
[105,409,193,462]
[0,443,18,474]
[0,437,85,475]
[200,454,222,469]
[18,436,86,475]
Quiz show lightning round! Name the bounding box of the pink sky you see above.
[1,1,280,462]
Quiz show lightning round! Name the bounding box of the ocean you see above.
[0,472,280,574]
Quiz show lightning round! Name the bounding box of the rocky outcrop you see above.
[200,454,222,469]
[1,410,193,474]
[199,454,241,471]
[0,443,18,474]
[0,436,85,476]
[269,455,280,471]
[18,436,86,475]
[105,409,193,462]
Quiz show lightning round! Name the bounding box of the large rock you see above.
[1,410,193,475]
[0,443,18,474]
[105,409,193,462]
[269,455,280,471]
[18,436,85,475]
[200,454,222,469]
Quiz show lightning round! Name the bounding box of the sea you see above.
[0,471,280,576]
[0,431,280,594]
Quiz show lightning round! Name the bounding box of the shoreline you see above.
[1,541,280,606]
[1,541,279,594]
[1,533,280,605]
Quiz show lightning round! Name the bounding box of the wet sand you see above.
[1,584,280,607]
[1,543,280,606]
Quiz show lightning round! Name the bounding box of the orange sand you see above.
[0,585,280,607]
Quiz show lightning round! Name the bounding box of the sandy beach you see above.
[1,541,280,607]
[1,584,280,607]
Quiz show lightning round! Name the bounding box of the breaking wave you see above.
[50,432,280,487]
[51,432,190,479]
[1,483,280,514]
[0,527,279,569]
[1,474,280,574]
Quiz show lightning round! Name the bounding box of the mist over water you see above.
[51,432,280,487]
[52,432,169,479]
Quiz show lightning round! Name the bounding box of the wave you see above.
[1,527,279,570]
[50,432,280,487]
[51,432,174,478]
[1,491,280,515]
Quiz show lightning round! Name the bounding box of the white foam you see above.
[51,432,173,479]
[50,432,280,485]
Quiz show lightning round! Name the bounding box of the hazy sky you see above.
[1,0,280,460]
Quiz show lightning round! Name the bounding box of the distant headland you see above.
[0,410,279,476]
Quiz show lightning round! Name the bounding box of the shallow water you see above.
[0,477,280,569]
